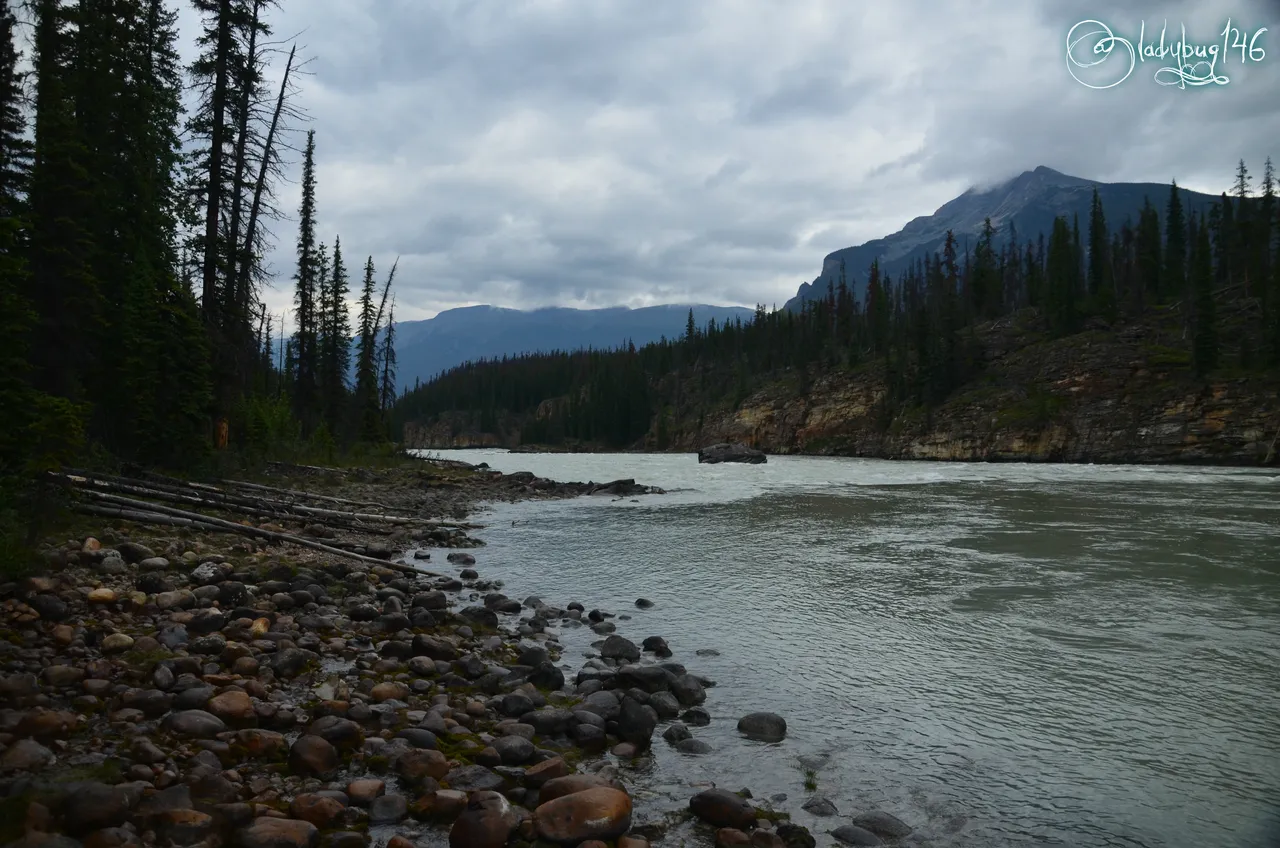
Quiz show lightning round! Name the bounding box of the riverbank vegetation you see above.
[394,163,1280,452]
[0,1,398,573]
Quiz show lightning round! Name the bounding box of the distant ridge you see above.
[783,166,1219,310]
[390,303,754,389]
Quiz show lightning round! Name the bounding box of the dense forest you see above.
[0,0,395,562]
[393,162,1280,451]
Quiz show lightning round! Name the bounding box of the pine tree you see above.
[1046,216,1077,336]
[291,129,319,430]
[1135,197,1161,313]
[1192,212,1218,374]
[355,255,382,441]
[319,235,351,436]
[379,296,397,417]
[1087,187,1115,319]
[1164,180,1186,302]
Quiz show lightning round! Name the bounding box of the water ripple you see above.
[427,450,1280,848]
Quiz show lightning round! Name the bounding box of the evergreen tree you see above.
[1135,197,1161,313]
[319,235,351,435]
[1087,187,1115,319]
[379,296,398,416]
[355,255,382,441]
[291,129,319,429]
[1164,180,1186,301]
[1191,212,1218,374]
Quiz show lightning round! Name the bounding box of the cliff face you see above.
[672,312,1279,465]
[403,309,1280,466]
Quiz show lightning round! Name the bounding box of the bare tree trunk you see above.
[201,0,233,323]
[236,42,295,304]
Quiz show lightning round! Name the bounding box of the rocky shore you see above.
[0,458,916,848]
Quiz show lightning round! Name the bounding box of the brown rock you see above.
[101,633,134,653]
[750,830,786,848]
[237,817,319,848]
[716,828,751,847]
[690,789,757,830]
[414,789,467,820]
[370,682,409,702]
[533,786,632,844]
[619,836,651,848]
[235,728,288,758]
[208,690,256,724]
[449,790,521,848]
[289,794,346,828]
[387,838,415,848]
[51,625,75,646]
[154,809,215,844]
[88,588,117,604]
[396,748,448,781]
[524,755,568,787]
[288,735,339,780]
[17,709,80,738]
[345,778,385,805]
[537,774,625,804]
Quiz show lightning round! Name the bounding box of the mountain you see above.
[783,166,1220,311]
[392,303,754,388]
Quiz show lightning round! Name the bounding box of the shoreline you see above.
[414,444,1280,469]
[0,459,848,848]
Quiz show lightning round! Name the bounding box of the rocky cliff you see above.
[403,308,1280,466]
[671,310,1279,465]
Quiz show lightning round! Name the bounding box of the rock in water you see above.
[533,786,632,844]
[697,443,767,464]
[737,711,787,741]
[689,788,758,829]
[830,824,885,846]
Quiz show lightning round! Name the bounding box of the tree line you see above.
[0,0,395,557]
[393,161,1280,449]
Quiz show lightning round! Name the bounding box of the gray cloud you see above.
[175,0,1280,324]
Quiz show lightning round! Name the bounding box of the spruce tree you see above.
[1135,197,1161,312]
[292,129,319,430]
[1192,212,1218,374]
[1164,180,1186,302]
[355,255,382,441]
[1087,187,1115,319]
[320,235,351,436]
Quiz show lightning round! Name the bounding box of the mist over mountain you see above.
[783,166,1220,310]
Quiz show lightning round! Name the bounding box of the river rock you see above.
[802,797,838,816]
[0,739,54,772]
[492,734,535,765]
[641,635,672,657]
[443,764,505,792]
[690,788,758,829]
[698,442,767,464]
[538,774,625,803]
[849,811,913,839]
[533,786,632,844]
[162,709,227,738]
[716,829,752,847]
[671,673,707,706]
[64,782,133,834]
[289,734,339,779]
[208,690,255,724]
[368,793,408,824]
[737,711,786,741]
[599,634,640,662]
[676,738,712,754]
[830,824,884,846]
[345,779,385,805]
[289,794,346,828]
[449,790,521,848]
[238,817,319,848]
[616,696,658,745]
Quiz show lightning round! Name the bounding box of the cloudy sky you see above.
[175,0,1280,325]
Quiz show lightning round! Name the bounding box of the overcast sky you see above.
[174,0,1280,325]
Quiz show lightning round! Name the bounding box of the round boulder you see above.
[737,711,786,742]
[534,786,632,844]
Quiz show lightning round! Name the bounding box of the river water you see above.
[420,450,1280,848]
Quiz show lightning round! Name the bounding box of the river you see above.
[419,450,1280,848]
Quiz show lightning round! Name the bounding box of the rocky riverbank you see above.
[0,458,917,848]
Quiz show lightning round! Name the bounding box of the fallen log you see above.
[218,477,392,510]
[74,504,227,532]
[55,473,400,536]
[74,489,438,576]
